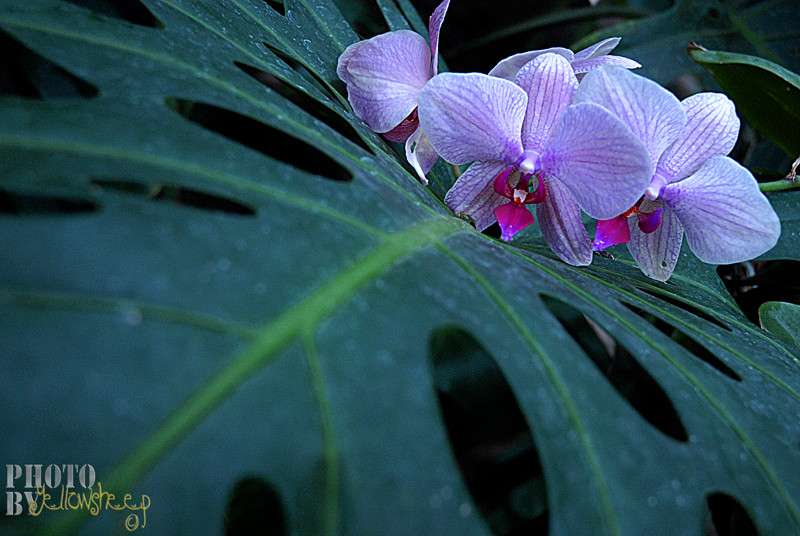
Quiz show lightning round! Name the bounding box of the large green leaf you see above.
[688,46,800,157]
[2,1,800,535]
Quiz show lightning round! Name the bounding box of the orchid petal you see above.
[575,66,684,172]
[541,102,651,219]
[593,215,631,251]
[661,156,780,264]
[627,200,683,281]
[428,0,450,77]
[516,54,578,152]
[444,160,509,230]
[405,126,439,184]
[494,202,535,241]
[658,93,740,181]
[340,31,431,133]
[487,47,573,81]
[572,37,622,61]
[336,39,367,84]
[419,73,526,165]
[571,55,642,76]
[536,178,593,266]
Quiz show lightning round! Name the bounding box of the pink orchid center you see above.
[592,199,663,251]
[492,166,547,242]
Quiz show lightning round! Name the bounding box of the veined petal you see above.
[570,55,641,76]
[658,93,740,181]
[419,73,526,165]
[341,31,431,133]
[444,160,509,230]
[575,66,684,172]
[428,0,450,76]
[516,54,578,153]
[572,37,622,61]
[541,102,651,220]
[405,126,439,184]
[336,39,367,84]
[627,199,683,281]
[661,156,781,264]
[536,178,593,266]
[494,202,535,241]
[487,47,573,81]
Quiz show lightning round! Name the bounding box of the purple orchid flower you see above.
[336,0,450,184]
[418,53,652,265]
[576,66,781,280]
[488,37,641,81]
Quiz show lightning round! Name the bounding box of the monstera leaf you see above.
[1,1,800,536]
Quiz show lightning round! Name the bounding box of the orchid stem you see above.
[760,178,799,192]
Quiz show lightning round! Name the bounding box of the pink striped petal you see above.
[405,126,439,184]
[572,37,622,61]
[444,160,509,230]
[575,66,685,172]
[627,200,683,281]
[541,102,651,220]
[339,31,431,133]
[536,178,593,266]
[571,55,642,76]
[419,73,526,165]
[487,47,573,81]
[661,156,780,264]
[516,54,578,152]
[658,93,740,181]
[428,0,450,76]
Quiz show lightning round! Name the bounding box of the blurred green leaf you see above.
[688,45,800,157]
[2,1,800,536]
[759,301,800,348]
[578,0,800,88]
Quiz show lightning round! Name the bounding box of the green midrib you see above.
[42,216,468,536]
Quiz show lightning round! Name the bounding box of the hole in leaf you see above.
[637,288,732,332]
[60,0,162,28]
[165,98,353,182]
[718,261,800,325]
[704,493,759,536]
[429,326,549,536]
[622,302,742,382]
[257,41,349,102]
[224,475,288,536]
[262,0,286,16]
[234,61,373,155]
[90,179,257,216]
[0,189,99,215]
[541,295,689,442]
[0,30,99,99]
